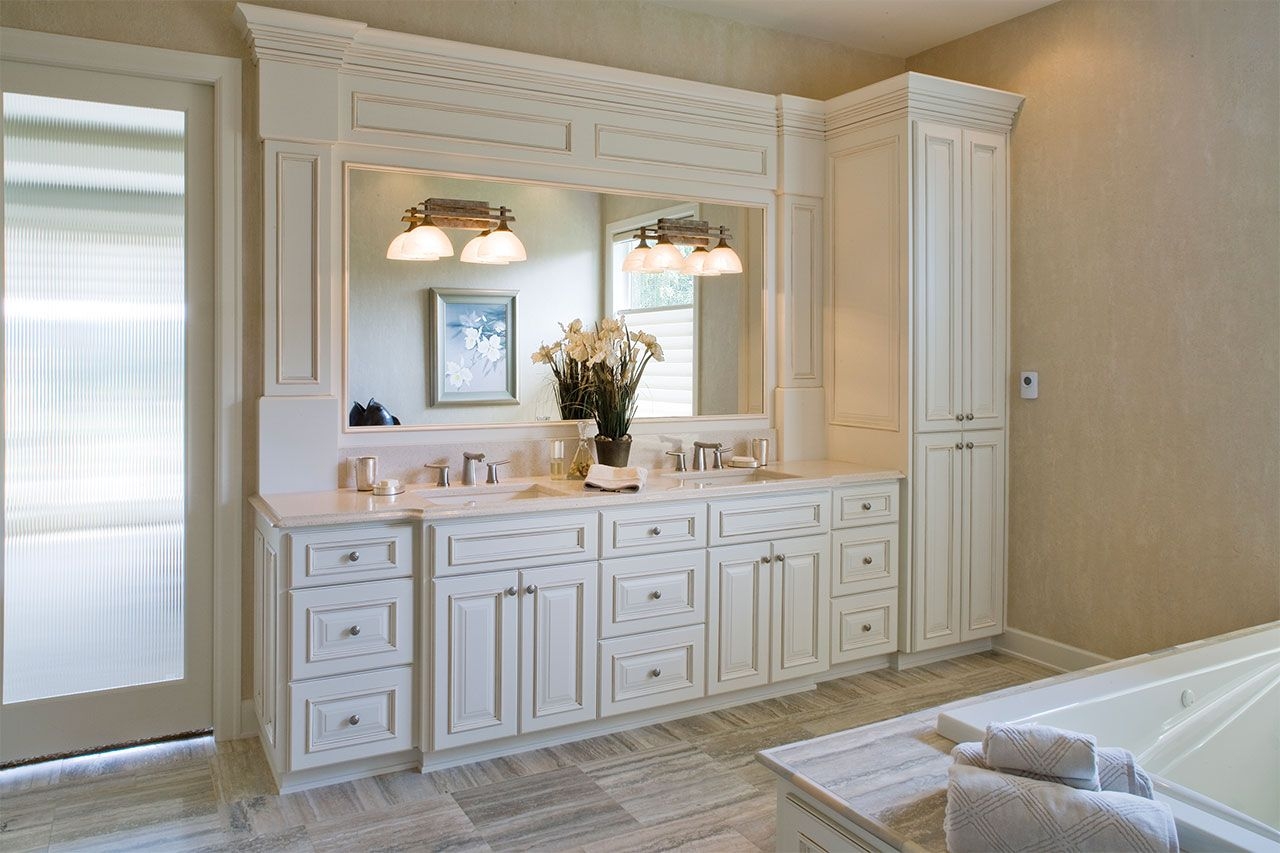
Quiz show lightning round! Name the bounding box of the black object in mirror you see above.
[350,398,402,427]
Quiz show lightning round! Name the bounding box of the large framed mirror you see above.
[344,164,766,430]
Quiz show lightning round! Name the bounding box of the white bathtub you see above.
[937,622,1280,852]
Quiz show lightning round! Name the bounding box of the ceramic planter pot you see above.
[594,434,632,467]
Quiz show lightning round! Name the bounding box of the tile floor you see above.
[0,651,1054,852]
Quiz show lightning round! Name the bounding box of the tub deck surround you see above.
[252,459,902,527]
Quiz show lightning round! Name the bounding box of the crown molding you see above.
[825,71,1024,136]
[777,94,826,141]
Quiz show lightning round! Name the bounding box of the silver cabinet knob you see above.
[775,554,786,562]
[862,556,873,565]
[348,551,360,562]
[650,590,662,600]
[650,668,662,678]
[965,413,975,421]
[649,526,662,536]
[862,624,872,633]
[349,625,362,637]
[965,441,974,449]
[505,586,517,597]
[761,555,772,563]
[525,584,537,595]
[348,714,360,726]
[861,502,872,511]
[955,442,964,450]
[955,414,964,422]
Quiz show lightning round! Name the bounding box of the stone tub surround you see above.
[337,428,779,490]
[255,458,900,527]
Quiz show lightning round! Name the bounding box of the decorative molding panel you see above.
[351,92,572,153]
[781,198,823,386]
[595,124,768,177]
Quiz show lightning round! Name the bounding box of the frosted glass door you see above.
[2,62,213,763]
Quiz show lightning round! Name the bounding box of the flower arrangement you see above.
[446,309,506,391]
[531,317,665,442]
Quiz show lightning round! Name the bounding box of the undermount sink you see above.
[671,468,801,487]
[418,483,564,507]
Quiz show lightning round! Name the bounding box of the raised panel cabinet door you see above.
[962,129,1008,431]
[770,534,831,682]
[707,543,770,695]
[253,529,279,751]
[519,562,598,733]
[911,433,963,651]
[961,432,1006,641]
[431,572,518,749]
[912,120,964,433]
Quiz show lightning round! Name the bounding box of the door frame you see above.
[1,28,245,740]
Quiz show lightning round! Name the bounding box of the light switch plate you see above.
[1019,371,1038,399]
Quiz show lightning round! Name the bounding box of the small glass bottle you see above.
[549,439,568,479]
[567,421,594,480]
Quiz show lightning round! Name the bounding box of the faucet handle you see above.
[712,447,731,469]
[665,450,688,472]
[463,451,486,462]
[423,463,450,487]
[485,460,511,484]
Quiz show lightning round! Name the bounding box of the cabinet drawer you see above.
[832,524,898,596]
[431,512,598,574]
[709,491,829,545]
[599,503,706,558]
[289,525,414,587]
[831,589,898,664]
[289,579,414,680]
[832,482,899,528]
[600,553,706,638]
[781,793,880,852]
[599,626,705,717]
[288,667,413,770]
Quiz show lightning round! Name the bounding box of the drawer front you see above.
[289,525,414,588]
[831,589,898,664]
[431,512,597,574]
[289,579,414,680]
[781,794,880,853]
[600,502,706,558]
[709,491,830,545]
[599,625,705,717]
[832,481,899,529]
[600,553,706,638]
[289,667,413,770]
[832,524,898,596]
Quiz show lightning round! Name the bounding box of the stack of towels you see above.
[944,722,1178,853]
[583,464,648,493]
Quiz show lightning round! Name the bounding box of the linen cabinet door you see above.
[911,433,963,651]
[961,432,1005,641]
[770,534,830,682]
[432,572,519,749]
[520,562,598,733]
[962,128,1008,431]
[707,543,769,695]
[913,120,964,433]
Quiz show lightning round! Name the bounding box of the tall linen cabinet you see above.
[823,74,1025,655]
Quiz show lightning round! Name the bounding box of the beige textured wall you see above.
[0,0,902,700]
[908,0,1280,659]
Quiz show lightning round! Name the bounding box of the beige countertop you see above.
[251,459,903,528]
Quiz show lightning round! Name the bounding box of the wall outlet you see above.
[1019,371,1038,399]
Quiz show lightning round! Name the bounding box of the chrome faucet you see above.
[462,451,485,486]
[692,441,723,471]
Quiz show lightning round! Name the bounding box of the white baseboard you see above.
[993,628,1111,673]
[893,638,992,670]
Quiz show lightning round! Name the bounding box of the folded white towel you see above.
[952,741,1154,798]
[945,764,1178,853]
[584,464,648,493]
[984,721,1100,788]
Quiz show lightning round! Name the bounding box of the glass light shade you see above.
[681,246,719,277]
[460,231,507,265]
[385,229,433,260]
[643,237,685,272]
[401,223,454,259]
[478,224,526,263]
[706,239,743,274]
[622,242,650,272]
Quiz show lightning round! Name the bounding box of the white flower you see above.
[445,360,473,389]
[492,320,506,334]
[478,334,504,363]
[459,311,483,328]
[463,327,481,350]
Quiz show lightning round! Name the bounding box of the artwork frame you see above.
[428,288,519,407]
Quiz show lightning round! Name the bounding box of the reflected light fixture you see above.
[622,218,741,278]
[386,198,526,264]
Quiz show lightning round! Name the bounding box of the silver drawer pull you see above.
[762,554,772,563]
[955,414,964,422]
[348,551,361,562]
[955,442,964,450]
[649,526,662,536]
[862,556,874,565]
[349,625,362,637]
[650,668,662,678]
[861,502,873,511]
[775,554,786,562]
[525,584,537,595]
[966,413,975,421]
[505,586,518,597]
[965,441,974,449]
[650,590,662,600]
[861,624,872,633]
[348,714,361,726]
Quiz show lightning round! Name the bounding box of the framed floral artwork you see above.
[428,288,518,406]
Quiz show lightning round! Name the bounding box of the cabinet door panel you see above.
[432,572,518,749]
[912,434,963,651]
[771,534,830,682]
[520,563,598,733]
[913,121,964,432]
[963,129,1007,430]
[962,433,1005,640]
[707,544,769,694]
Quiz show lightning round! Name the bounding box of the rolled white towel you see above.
[952,741,1154,798]
[945,764,1178,853]
[584,464,648,493]
[984,721,1100,789]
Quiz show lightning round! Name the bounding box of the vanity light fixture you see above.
[386,198,526,264]
[622,218,741,278]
